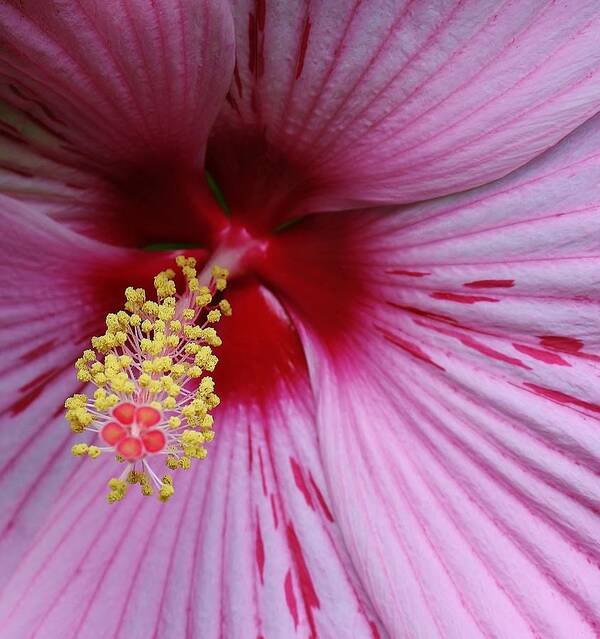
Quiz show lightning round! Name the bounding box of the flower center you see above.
[65,256,231,503]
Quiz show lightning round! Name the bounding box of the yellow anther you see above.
[159,475,174,502]
[142,301,159,316]
[139,373,151,387]
[198,377,215,396]
[211,265,229,279]
[157,356,173,371]
[76,369,92,382]
[201,328,222,347]
[181,430,207,458]
[125,287,146,312]
[195,293,212,308]
[154,271,177,299]
[207,393,220,409]
[93,372,107,386]
[184,325,202,339]
[181,429,204,445]
[66,406,93,432]
[140,482,154,497]
[141,319,153,333]
[176,256,196,268]
[141,360,154,373]
[148,380,162,394]
[219,299,232,316]
[194,345,211,365]
[156,269,173,280]
[127,471,142,484]
[207,310,221,323]
[107,478,127,503]
[87,446,101,458]
[163,397,177,409]
[65,394,87,409]
[171,363,186,379]
[196,286,212,308]
[185,342,200,355]
[205,355,218,372]
[105,313,119,331]
[71,443,88,456]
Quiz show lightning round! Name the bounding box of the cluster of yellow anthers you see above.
[64,257,231,503]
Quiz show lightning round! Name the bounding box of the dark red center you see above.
[91,169,366,409]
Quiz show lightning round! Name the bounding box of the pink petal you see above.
[0,219,383,637]
[0,371,382,638]
[0,0,234,234]
[291,116,600,637]
[0,199,188,588]
[210,1,600,219]
[0,198,128,586]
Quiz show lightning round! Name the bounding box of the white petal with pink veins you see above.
[0,388,383,639]
[0,0,234,233]
[211,0,600,215]
[0,198,133,586]
[293,114,600,638]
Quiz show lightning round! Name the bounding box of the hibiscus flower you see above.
[1,1,600,637]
